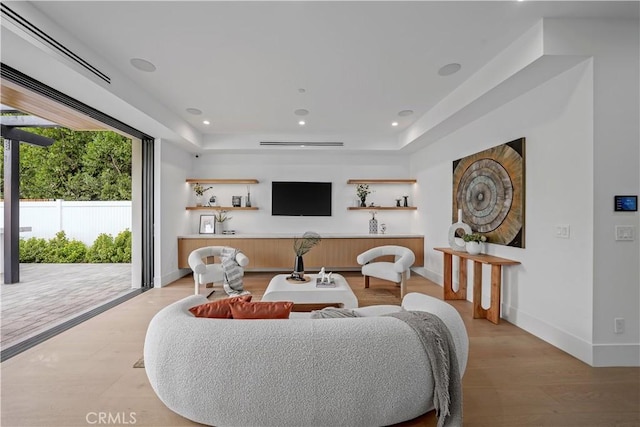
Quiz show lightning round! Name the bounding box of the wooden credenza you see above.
[178,234,424,271]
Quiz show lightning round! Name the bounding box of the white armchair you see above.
[188,246,249,295]
[356,245,416,298]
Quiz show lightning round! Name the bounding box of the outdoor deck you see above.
[0,263,132,350]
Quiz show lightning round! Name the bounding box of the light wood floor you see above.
[1,272,638,427]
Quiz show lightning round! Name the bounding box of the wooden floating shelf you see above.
[186,206,259,211]
[186,179,259,184]
[348,207,417,210]
[347,179,417,184]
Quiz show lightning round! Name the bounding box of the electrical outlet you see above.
[555,225,570,239]
[614,317,625,334]
[615,226,635,241]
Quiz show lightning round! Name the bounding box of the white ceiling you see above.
[4,1,639,152]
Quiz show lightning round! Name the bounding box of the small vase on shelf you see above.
[195,194,204,207]
[360,198,367,207]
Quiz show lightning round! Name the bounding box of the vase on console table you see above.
[465,241,482,255]
[448,208,472,252]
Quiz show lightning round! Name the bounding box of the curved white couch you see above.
[144,292,468,427]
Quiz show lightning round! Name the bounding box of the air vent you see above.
[260,141,344,147]
[1,4,111,84]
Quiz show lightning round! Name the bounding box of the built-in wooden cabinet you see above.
[178,235,425,271]
[186,178,259,211]
[347,179,417,211]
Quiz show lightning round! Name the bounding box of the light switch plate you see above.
[615,225,635,241]
[555,225,570,239]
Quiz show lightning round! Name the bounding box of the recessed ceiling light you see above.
[294,109,309,116]
[130,58,156,72]
[438,63,461,77]
[298,120,306,126]
[203,120,210,125]
[186,108,202,115]
[391,122,399,127]
[398,110,414,117]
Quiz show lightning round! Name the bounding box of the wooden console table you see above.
[434,247,520,324]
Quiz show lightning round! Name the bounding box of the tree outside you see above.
[1,128,131,201]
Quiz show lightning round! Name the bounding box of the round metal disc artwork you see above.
[452,139,525,248]
[456,159,512,233]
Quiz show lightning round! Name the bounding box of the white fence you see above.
[0,200,132,245]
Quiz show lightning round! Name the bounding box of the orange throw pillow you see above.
[229,300,294,319]
[189,295,252,319]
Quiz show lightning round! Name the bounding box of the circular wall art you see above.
[452,138,525,248]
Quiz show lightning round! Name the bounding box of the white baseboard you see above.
[155,268,191,287]
[412,267,443,286]
[592,343,640,367]
[502,303,594,365]
[416,268,638,367]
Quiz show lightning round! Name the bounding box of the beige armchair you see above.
[356,245,416,298]
[188,246,249,295]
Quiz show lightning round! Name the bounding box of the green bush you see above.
[113,229,132,263]
[19,229,131,263]
[45,231,87,263]
[19,237,49,262]
[86,233,117,263]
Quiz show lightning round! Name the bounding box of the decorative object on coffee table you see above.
[369,211,378,234]
[291,231,321,280]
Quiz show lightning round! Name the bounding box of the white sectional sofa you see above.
[144,292,469,427]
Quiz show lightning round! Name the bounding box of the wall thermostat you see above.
[614,195,637,212]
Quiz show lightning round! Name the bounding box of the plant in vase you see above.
[462,233,487,255]
[213,209,231,234]
[193,183,213,206]
[292,231,321,280]
[356,184,372,207]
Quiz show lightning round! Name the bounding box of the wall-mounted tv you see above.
[272,181,332,216]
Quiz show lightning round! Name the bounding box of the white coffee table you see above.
[262,274,358,309]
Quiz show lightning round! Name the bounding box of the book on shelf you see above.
[315,278,336,288]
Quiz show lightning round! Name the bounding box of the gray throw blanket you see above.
[385,311,462,427]
[309,307,462,427]
[309,307,361,319]
[220,247,248,297]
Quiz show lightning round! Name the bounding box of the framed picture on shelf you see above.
[199,215,215,234]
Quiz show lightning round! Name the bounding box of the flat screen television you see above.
[272,181,332,216]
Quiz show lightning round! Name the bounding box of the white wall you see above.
[186,152,416,236]
[410,18,639,367]
[156,139,193,286]
[412,60,595,363]
[544,19,640,367]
